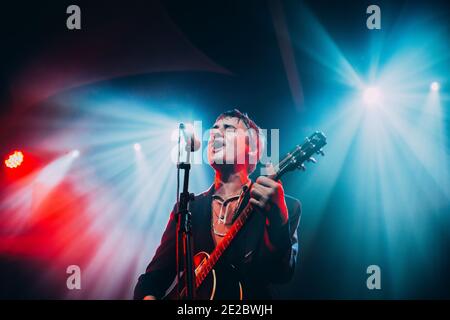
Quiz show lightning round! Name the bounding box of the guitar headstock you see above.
[274,131,327,180]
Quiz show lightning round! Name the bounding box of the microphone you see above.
[179,123,201,152]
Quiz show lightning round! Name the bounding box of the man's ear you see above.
[248,147,259,158]
[250,131,265,161]
[247,139,260,170]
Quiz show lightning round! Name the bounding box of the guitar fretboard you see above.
[192,131,326,290]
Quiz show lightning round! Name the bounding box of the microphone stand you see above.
[176,123,196,300]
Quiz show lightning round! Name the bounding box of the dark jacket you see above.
[134,184,301,300]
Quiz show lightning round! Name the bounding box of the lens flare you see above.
[4,151,24,169]
[430,81,440,92]
[363,86,382,106]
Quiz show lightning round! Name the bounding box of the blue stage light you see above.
[133,143,141,152]
[363,86,382,106]
[71,149,80,158]
[430,81,440,92]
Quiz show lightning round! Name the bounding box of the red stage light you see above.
[5,151,24,169]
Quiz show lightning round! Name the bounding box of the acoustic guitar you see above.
[163,131,327,300]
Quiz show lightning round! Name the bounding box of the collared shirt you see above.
[211,181,251,246]
[134,181,301,300]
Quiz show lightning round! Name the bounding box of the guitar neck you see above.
[195,200,254,288]
[194,131,327,290]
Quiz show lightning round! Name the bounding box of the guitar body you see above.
[163,251,243,300]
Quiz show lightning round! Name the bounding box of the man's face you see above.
[207,117,250,170]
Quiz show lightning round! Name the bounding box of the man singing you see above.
[134,109,301,300]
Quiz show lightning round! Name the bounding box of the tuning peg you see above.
[299,164,306,171]
[316,149,325,156]
[308,157,317,163]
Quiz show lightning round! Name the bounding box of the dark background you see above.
[1,0,449,299]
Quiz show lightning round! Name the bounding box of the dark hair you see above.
[216,109,260,135]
